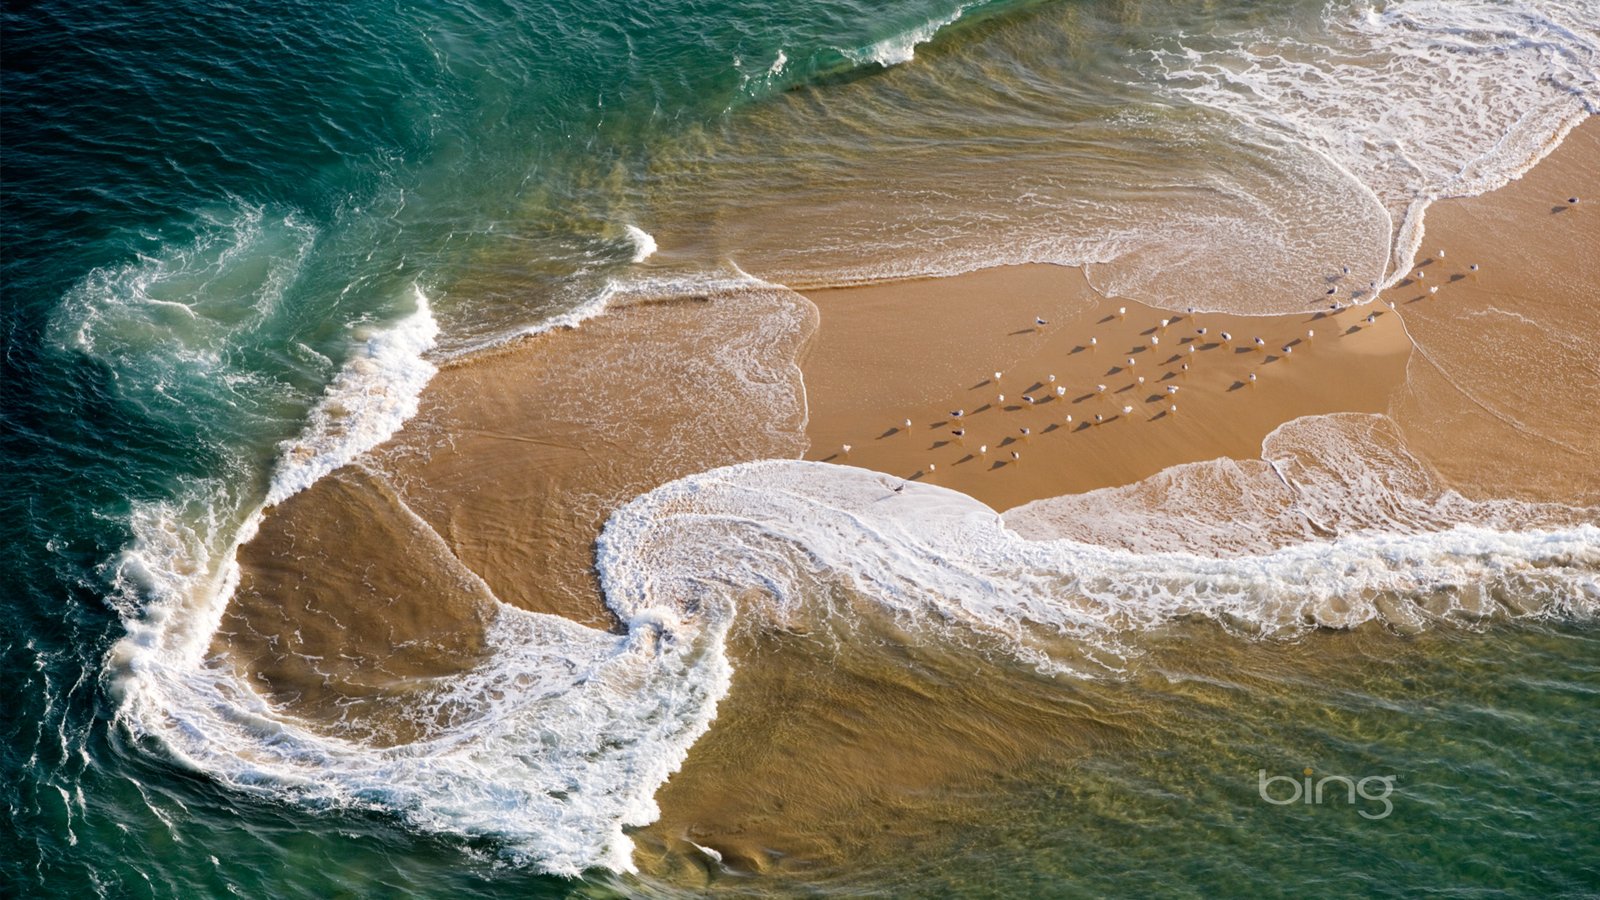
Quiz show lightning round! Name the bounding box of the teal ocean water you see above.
[5,0,1600,896]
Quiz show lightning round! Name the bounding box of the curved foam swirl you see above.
[1154,0,1600,285]
[602,461,1599,676]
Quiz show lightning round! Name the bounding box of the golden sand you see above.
[218,117,1597,880]
[800,265,1409,511]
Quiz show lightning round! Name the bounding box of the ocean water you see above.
[5,0,1599,896]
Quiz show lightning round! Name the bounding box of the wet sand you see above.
[214,116,1597,881]
[800,265,1409,511]
[1389,119,1600,505]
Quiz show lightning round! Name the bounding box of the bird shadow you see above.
[930,440,951,449]
[989,461,1008,471]
[1098,315,1115,324]
[1346,325,1363,334]
[1159,371,1178,382]
[1042,423,1061,434]
[1149,411,1168,421]
[909,471,926,481]
[1551,205,1570,214]
[1069,345,1087,354]
[1448,273,1466,283]
[1227,381,1245,392]
[1073,393,1095,403]
[1010,328,1037,336]
[971,379,993,389]
[878,427,900,439]
[1074,422,1092,432]
[999,436,1017,448]
[955,454,975,465]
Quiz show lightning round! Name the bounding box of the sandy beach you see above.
[215,114,1597,878]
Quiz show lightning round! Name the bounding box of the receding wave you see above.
[1149,0,1600,293]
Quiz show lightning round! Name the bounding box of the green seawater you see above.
[4,0,1598,895]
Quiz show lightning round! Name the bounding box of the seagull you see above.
[1307,329,1315,339]
[1366,313,1377,324]
[1097,383,1108,393]
[1055,386,1066,397]
[1010,450,1021,461]
[1248,372,1257,383]
[950,409,965,418]
[1181,363,1189,372]
[1036,316,1049,327]
[903,418,912,429]
[994,371,1003,383]
[1416,270,1425,279]
[1064,414,1073,424]
[1220,331,1232,343]
[1342,265,1351,275]
[1118,306,1127,318]
[1281,345,1293,355]
[1137,376,1146,385]
[1047,374,1057,383]
[1430,285,1439,295]
[1197,327,1208,336]
[1160,318,1171,329]
[928,463,936,472]
[842,444,852,453]
[1089,337,1098,348]
[1094,413,1104,423]
[1470,263,1480,271]
[1188,344,1196,354]
[1166,385,1179,395]
[1569,196,1580,204]
[979,444,988,455]
[952,428,965,438]
[1020,427,1031,436]
[1326,287,1336,295]
[1437,249,1445,259]
[1122,405,1134,415]
[1170,404,1178,414]
[1126,357,1137,368]
[1151,336,1161,346]
[998,394,1006,404]
[1253,337,1265,348]
[1023,395,1035,404]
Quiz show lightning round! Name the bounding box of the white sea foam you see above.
[842,6,967,68]
[623,224,658,263]
[1154,0,1600,288]
[267,286,438,505]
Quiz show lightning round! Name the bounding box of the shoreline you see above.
[206,111,1598,877]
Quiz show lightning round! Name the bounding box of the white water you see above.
[842,5,968,67]
[624,224,658,263]
[99,0,1600,879]
[1152,0,1600,292]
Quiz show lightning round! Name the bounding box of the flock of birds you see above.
[825,246,1497,481]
